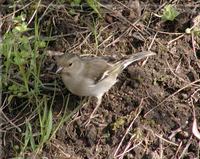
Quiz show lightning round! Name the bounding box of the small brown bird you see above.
[55,51,156,123]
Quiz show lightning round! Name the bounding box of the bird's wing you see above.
[104,51,156,77]
[82,51,156,85]
[82,58,113,84]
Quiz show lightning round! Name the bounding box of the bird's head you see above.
[55,54,81,76]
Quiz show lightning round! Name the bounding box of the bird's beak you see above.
[56,66,63,73]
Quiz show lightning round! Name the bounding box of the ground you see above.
[1,0,200,159]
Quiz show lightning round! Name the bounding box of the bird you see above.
[54,51,156,124]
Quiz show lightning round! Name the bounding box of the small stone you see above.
[181,93,188,99]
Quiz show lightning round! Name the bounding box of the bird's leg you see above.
[84,95,102,126]
[90,95,102,118]
[81,97,92,108]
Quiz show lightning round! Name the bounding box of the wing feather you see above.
[82,58,112,84]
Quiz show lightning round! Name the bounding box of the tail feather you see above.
[98,51,156,82]
[122,51,156,69]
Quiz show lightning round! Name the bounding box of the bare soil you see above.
[1,0,200,158]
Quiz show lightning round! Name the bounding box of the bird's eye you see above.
[68,63,73,67]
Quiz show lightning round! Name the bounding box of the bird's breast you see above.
[61,74,117,98]
[61,74,94,96]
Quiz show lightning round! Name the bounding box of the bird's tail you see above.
[98,51,156,82]
[121,51,156,69]
[106,51,156,78]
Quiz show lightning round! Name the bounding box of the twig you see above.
[166,60,188,83]
[1,1,34,20]
[191,98,200,140]
[144,79,200,117]
[27,0,41,25]
[159,135,163,159]
[145,27,183,35]
[99,3,145,40]
[105,27,131,48]
[191,32,199,69]
[155,134,178,146]
[148,32,158,51]
[167,34,185,45]
[117,140,143,159]
[51,140,71,158]
[141,32,158,66]
[114,98,144,157]
[178,136,193,159]
[0,109,21,132]
[175,142,183,158]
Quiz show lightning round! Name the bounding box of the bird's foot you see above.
[83,113,99,127]
[83,96,102,127]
